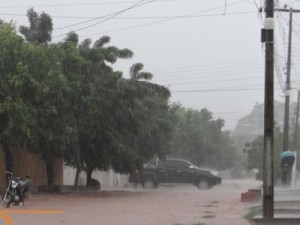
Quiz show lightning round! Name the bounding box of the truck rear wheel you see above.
[142,178,158,189]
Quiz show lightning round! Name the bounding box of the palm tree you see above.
[129,63,153,81]
[19,8,53,44]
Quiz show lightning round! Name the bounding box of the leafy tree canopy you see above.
[19,8,53,44]
[245,127,283,181]
[168,105,237,170]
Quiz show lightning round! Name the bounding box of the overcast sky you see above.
[2,0,300,130]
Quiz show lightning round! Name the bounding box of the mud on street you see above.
[1,178,262,225]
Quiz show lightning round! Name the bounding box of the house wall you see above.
[0,145,128,192]
[0,146,63,192]
[0,149,5,192]
[63,166,129,189]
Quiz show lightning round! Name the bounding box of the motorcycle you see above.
[1,171,30,208]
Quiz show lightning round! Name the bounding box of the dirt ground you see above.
[0,178,262,225]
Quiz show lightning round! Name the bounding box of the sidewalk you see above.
[252,185,300,224]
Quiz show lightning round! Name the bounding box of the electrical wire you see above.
[0,2,137,8]
[53,0,156,38]
[1,0,254,39]
[0,0,180,8]
[172,88,267,93]
[148,59,262,71]
[274,42,286,91]
[168,76,263,86]
[171,86,289,93]
[0,11,257,20]
[154,70,264,83]
[151,64,264,78]
[275,5,300,95]
[224,0,227,15]
[88,13,254,36]
[153,63,263,74]
[252,0,264,23]
[53,0,156,30]
[74,0,249,37]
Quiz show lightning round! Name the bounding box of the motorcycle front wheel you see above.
[4,194,12,208]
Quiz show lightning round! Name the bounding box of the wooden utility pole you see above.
[263,0,274,218]
[293,90,300,150]
[283,8,292,153]
[276,8,300,184]
[282,8,293,185]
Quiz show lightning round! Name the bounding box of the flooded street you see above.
[1,178,262,225]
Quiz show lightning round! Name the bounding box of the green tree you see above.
[129,63,153,81]
[245,127,283,181]
[21,42,76,186]
[19,8,53,44]
[169,106,237,170]
[108,63,176,173]
[0,22,35,173]
[62,34,136,186]
[1,12,176,189]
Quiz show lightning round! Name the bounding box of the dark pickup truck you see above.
[129,159,222,190]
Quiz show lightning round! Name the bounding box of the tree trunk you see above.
[74,168,80,189]
[46,161,54,186]
[86,169,93,187]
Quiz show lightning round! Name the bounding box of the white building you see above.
[63,166,130,189]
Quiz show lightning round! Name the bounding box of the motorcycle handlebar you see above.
[4,171,13,176]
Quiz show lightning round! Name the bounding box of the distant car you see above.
[129,159,222,190]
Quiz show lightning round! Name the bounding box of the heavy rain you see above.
[1,1,300,225]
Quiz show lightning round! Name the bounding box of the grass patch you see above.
[244,206,261,221]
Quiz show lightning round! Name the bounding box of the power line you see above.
[224,0,227,15]
[148,59,263,72]
[0,0,177,8]
[154,70,263,83]
[0,10,257,20]
[154,64,263,75]
[53,0,156,38]
[274,43,286,91]
[137,59,264,81]
[214,109,253,114]
[76,0,249,32]
[53,0,157,30]
[76,0,250,37]
[172,88,267,93]
[82,12,256,37]
[54,0,156,30]
[172,87,290,93]
[2,0,253,38]
[171,86,300,93]
[251,0,260,11]
[0,1,138,8]
[152,66,263,80]
[250,0,264,24]
[168,76,263,86]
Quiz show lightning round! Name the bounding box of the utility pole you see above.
[293,90,300,151]
[262,0,274,218]
[276,8,300,184]
[282,8,293,185]
[283,8,292,153]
